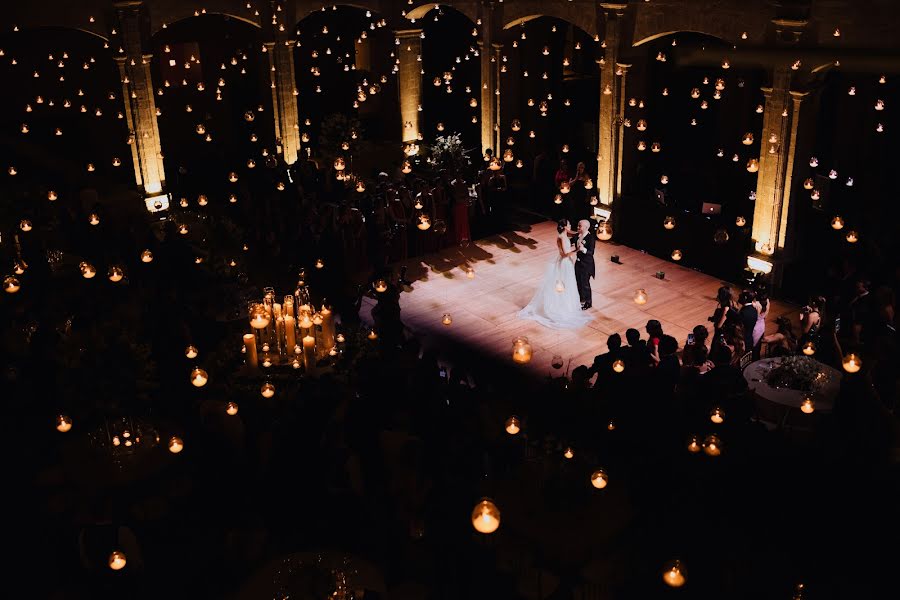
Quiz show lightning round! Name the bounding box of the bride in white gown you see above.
[518,220,593,329]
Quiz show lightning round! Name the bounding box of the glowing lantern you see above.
[107,266,124,282]
[660,175,669,185]
[845,230,858,243]
[553,194,563,205]
[607,420,616,431]
[505,416,520,435]
[373,279,388,293]
[742,133,754,145]
[710,407,725,424]
[228,172,238,183]
[671,249,682,261]
[597,222,613,241]
[4,276,20,293]
[356,180,366,193]
[503,149,514,163]
[746,158,759,172]
[441,313,453,326]
[185,345,198,359]
[690,88,700,99]
[590,469,609,489]
[662,560,686,587]
[831,216,844,230]
[663,216,676,230]
[89,212,100,226]
[417,214,431,230]
[563,447,574,459]
[334,157,346,171]
[809,157,819,167]
[471,499,500,534]
[842,353,861,373]
[108,551,127,570]
[516,160,524,168]
[465,267,475,279]
[190,367,208,387]
[196,124,206,135]
[301,132,310,143]
[48,190,58,201]
[559,181,570,194]
[803,178,814,190]
[633,289,648,305]
[703,434,722,456]
[488,158,502,171]
[19,219,32,233]
[79,262,96,279]
[226,402,239,416]
[367,329,378,340]
[612,359,625,373]
[168,436,184,454]
[687,435,701,453]
[401,161,412,174]
[736,216,747,227]
[315,258,325,269]
[512,337,533,363]
[802,341,815,356]
[637,141,647,151]
[261,382,275,398]
[511,119,521,131]
[651,142,661,153]
[469,97,477,107]
[56,414,72,432]
[800,397,815,414]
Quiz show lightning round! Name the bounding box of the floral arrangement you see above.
[424,133,473,176]
[764,355,824,392]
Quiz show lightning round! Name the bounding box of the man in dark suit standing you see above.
[572,219,596,310]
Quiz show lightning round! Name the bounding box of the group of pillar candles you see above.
[242,286,336,375]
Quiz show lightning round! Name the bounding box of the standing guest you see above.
[656,335,681,391]
[799,295,825,349]
[450,176,471,246]
[752,291,769,350]
[588,333,623,383]
[646,319,665,365]
[622,328,649,372]
[711,285,735,336]
[554,159,571,190]
[734,290,759,354]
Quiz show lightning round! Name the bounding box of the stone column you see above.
[265,40,301,166]
[263,0,301,166]
[114,1,166,195]
[395,29,423,144]
[751,68,808,270]
[479,2,499,155]
[596,3,628,210]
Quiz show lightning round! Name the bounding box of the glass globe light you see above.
[168,436,184,453]
[662,560,686,587]
[261,382,275,398]
[471,499,500,534]
[505,416,520,435]
[633,289,648,305]
[842,353,861,373]
[590,469,608,489]
[56,414,73,432]
[108,551,127,570]
[190,367,208,387]
[3,276,21,293]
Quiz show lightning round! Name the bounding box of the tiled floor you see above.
[360,220,799,376]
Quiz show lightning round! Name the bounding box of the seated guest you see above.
[699,344,749,402]
[762,316,797,357]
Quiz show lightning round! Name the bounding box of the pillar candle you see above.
[302,334,316,375]
[275,317,285,355]
[299,313,313,340]
[243,333,258,369]
[283,296,294,319]
[320,305,335,352]
[284,315,296,352]
[273,303,282,319]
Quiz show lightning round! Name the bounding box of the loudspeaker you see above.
[654,188,668,206]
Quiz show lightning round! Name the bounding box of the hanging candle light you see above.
[3,276,20,293]
[663,216,676,230]
[168,436,184,454]
[261,382,276,398]
[597,222,613,241]
[190,367,208,387]
[633,289,648,305]
[471,499,500,533]
[703,434,722,456]
[845,230,859,243]
[226,402,239,416]
[662,560,687,587]
[746,158,759,172]
[79,262,96,279]
[108,551,127,571]
[334,157,346,171]
[800,396,815,414]
[831,216,845,230]
[505,416,521,435]
[512,337,532,363]
[736,216,747,227]
[671,249,682,261]
[108,266,124,282]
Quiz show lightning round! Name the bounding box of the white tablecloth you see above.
[743,357,841,415]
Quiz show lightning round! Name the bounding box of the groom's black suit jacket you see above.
[572,232,596,279]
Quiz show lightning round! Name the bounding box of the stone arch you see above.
[632,30,733,48]
[501,2,598,38]
[147,0,261,35]
[295,2,385,24]
[5,2,111,40]
[404,3,478,26]
[631,0,773,47]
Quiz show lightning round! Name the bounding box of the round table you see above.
[743,357,841,426]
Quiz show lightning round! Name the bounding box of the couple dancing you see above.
[518,219,595,329]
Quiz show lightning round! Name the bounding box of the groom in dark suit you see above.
[572,219,596,310]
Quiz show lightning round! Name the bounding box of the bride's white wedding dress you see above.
[517,232,592,329]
